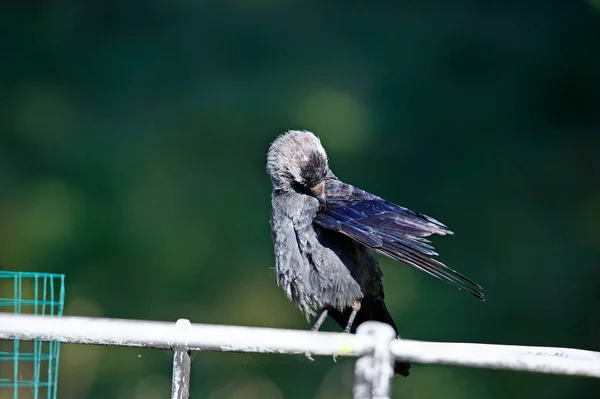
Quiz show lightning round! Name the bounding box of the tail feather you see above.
[328,297,410,377]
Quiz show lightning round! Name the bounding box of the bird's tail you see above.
[328,296,411,377]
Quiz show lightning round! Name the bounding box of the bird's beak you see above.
[310,181,326,204]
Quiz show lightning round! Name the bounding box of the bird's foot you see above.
[303,310,329,363]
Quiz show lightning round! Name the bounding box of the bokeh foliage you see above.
[1,2,599,398]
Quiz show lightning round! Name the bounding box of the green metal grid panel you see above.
[0,272,65,399]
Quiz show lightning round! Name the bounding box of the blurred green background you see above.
[1,1,600,398]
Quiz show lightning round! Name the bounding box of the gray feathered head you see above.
[266,130,331,200]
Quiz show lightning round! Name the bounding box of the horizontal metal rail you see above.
[1,314,599,399]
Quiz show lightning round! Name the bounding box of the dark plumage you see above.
[315,180,484,301]
[266,130,484,377]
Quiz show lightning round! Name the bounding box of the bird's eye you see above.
[291,182,310,193]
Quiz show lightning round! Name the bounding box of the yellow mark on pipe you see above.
[336,334,355,356]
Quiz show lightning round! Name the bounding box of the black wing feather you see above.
[313,179,484,301]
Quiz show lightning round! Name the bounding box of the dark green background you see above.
[1,2,599,398]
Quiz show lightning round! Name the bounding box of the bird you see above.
[266,130,484,377]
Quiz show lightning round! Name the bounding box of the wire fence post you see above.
[171,319,192,399]
[353,321,396,399]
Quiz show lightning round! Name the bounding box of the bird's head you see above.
[266,130,331,203]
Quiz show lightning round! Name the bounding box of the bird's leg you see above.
[305,309,329,361]
[310,309,329,332]
[333,300,362,362]
[344,300,361,333]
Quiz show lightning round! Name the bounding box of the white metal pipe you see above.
[354,322,396,399]
[171,319,192,399]
[369,323,395,399]
[0,314,373,357]
[1,314,600,379]
[390,340,600,378]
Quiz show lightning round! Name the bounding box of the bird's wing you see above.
[314,179,484,301]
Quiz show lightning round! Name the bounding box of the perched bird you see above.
[266,130,484,377]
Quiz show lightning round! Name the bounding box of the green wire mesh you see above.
[0,271,65,399]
